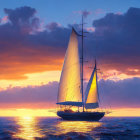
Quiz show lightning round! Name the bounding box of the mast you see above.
[95,59,100,103]
[81,15,84,112]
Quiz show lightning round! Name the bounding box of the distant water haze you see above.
[0,108,139,117]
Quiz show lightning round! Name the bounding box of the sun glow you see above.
[0,109,57,117]
[0,71,61,90]
[106,108,140,117]
[0,108,139,117]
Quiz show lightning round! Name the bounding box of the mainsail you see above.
[85,61,99,109]
[57,28,82,107]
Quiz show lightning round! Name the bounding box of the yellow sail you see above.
[85,63,99,109]
[57,28,82,106]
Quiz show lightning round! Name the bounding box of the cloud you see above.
[88,7,140,78]
[94,8,105,15]
[99,77,140,108]
[73,10,91,18]
[0,6,139,81]
[4,6,40,34]
[86,27,95,32]
[46,22,61,31]
[0,82,58,108]
[82,10,92,18]
[0,78,139,108]
[0,6,71,80]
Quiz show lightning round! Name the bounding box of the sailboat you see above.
[56,20,105,121]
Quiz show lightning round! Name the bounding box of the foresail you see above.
[57,28,82,106]
[85,64,99,109]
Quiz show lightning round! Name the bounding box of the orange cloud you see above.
[0,45,64,80]
[0,6,139,83]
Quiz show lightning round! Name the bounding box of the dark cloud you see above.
[73,10,91,18]
[0,82,58,108]
[0,6,139,80]
[4,6,39,34]
[99,77,140,108]
[82,10,91,18]
[0,78,139,108]
[46,22,61,31]
[0,7,71,80]
[88,7,140,76]
[4,6,36,25]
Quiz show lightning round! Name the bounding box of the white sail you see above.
[85,63,99,109]
[57,28,82,107]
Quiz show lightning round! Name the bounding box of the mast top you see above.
[95,59,97,69]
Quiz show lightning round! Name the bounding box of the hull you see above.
[57,111,105,121]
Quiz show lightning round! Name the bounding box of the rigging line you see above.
[81,15,85,112]
[96,62,100,104]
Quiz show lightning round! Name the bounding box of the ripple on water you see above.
[0,117,140,140]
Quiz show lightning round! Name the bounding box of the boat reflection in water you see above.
[14,116,43,140]
[56,120,102,134]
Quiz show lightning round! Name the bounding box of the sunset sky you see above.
[0,0,140,116]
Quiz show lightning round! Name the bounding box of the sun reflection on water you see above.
[13,116,103,139]
[14,116,43,140]
[56,121,102,134]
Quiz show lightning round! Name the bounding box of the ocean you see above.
[0,117,140,140]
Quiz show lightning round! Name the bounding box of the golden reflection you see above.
[14,116,43,140]
[56,121,102,134]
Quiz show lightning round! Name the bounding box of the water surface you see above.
[0,117,140,139]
